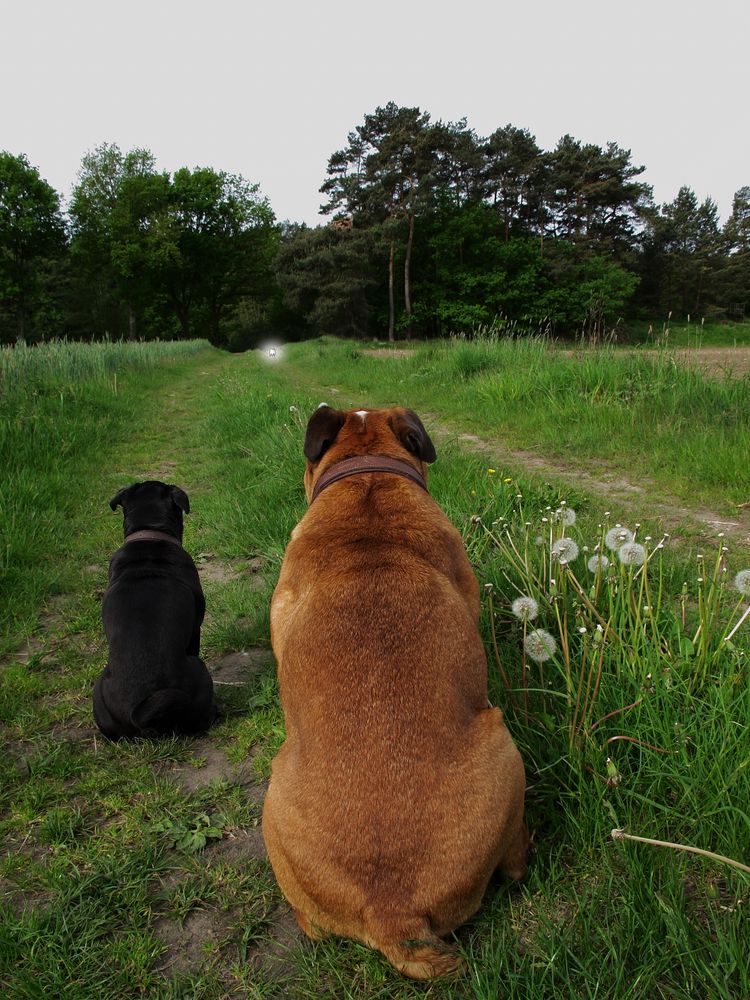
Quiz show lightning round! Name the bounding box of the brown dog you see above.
[262,405,528,979]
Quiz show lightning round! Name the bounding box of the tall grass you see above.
[0,339,214,652]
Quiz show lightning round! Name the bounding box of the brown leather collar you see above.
[311,454,428,504]
[124,529,182,546]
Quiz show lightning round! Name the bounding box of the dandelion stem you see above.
[610,829,750,876]
[604,735,672,754]
[589,697,643,733]
[724,603,750,643]
[486,590,515,703]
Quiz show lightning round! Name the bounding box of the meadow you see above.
[1,336,748,999]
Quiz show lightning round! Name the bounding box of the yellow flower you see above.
[504,477,513,483]
[487,468,496,474]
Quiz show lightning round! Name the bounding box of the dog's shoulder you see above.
[107,543,202,589]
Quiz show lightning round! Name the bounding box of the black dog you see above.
[93,480,215,740]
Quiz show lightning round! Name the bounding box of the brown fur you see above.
[262,406,528,979]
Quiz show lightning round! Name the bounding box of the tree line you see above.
[2,104,749,346]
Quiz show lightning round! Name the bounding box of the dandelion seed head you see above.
[587,554,610,573]
[734,569,750,596]
[535,535,544,546]
[605,526,634,551]
[551,538,579,563]
[619,542,646,566]
[554,507,577,526]
[524,628,558,663]
[512,596,539,621]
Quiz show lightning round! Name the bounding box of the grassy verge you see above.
[0,338,215,653]
[280,336,750,514]
[1,341,749,998]
[631,319,750,347]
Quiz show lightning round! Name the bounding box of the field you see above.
[1,336,749,999]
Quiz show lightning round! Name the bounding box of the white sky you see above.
[2,0,748,225]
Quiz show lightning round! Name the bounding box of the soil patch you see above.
[154,907,237,976]
[671,346,750,378]
[366,347,416,358]
[196,552,268,589]
[209,648,274,687]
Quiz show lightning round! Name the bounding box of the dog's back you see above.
[93,481,215,740]
[263,407,528,979]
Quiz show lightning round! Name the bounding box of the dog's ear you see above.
[389,409,437,463]
[109,485,134,511]
[304,405,346,462]
[169,486,190,515]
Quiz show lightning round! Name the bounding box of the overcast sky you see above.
[2,0,748,225]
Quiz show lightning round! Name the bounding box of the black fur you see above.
[93,481,215,740]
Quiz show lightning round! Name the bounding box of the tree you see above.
[544,136,652,260]
[275,224,378,338]
[715,186,750,317]
[321,102,445,339]
[70,148,277,342]
[162,167,277,342]
[69,144,168,339]
[481,125,546,240]
[0,152,66,342]
[643,187,721,316]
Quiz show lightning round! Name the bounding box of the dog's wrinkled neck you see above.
[124,529,182,546]
[310,454,428,504]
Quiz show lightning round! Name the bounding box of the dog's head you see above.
[108,481,190,540]
[302,405,436,502]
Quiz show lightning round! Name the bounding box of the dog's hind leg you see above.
[367,916,465,980]
[93,673,131,740]
[497,816,530,882]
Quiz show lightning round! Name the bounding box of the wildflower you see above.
[512,596,539,621]
[587,554,609,573]
[488,468,496,474]
[605,526,634,551]
[619,542,646,566]
[551,538,579,563]
[553,507,577,527]
[503,477,512,483]
[289,405,298,412]
[734,569,750,596]
[524,629,558,663]
[535,535,544,546]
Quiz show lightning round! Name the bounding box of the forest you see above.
[1,102,749,348]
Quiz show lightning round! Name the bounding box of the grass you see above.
[1,337,749,998]
[280,335,750,513]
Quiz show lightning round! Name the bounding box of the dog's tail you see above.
[130,688,193,735]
